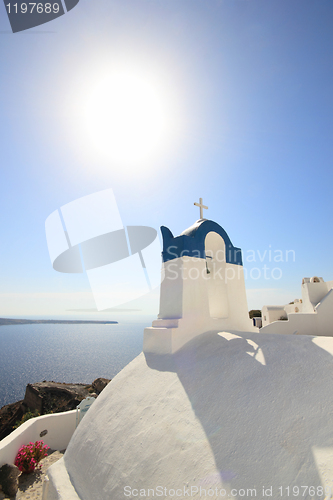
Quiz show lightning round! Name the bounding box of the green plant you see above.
[13,409,40,429]
[249,310,262,319]
[14,440,49,473]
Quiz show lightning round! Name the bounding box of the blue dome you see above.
[160,219,243,265]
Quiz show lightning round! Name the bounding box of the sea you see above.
[0,315,154,410]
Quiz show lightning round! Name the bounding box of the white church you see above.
[144,198,256,355]
[38,199,333,500]
[2,199,333,500]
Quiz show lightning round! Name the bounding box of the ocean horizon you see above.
[0,314,154,409]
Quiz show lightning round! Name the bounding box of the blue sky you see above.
[0,0,333,317]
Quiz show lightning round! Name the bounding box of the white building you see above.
[143,218,256,354]
[261,276,333,336]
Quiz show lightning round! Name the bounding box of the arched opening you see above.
[310,276,320,283]
[205,232,229,319]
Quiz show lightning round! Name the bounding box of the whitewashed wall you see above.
[260,290,333,336]
[144,254,256,355]
[0,410,77,467]
[262,306,286,327]
[261,279,333,336]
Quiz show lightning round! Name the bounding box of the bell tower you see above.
[144,216,256,355]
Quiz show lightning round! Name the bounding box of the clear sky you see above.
[0,0,333,317]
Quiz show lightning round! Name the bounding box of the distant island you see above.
[0,318,118,326]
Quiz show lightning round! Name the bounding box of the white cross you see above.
[194,197,208,219]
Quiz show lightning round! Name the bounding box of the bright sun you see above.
[84,70,169,164]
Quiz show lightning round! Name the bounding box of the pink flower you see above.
[14,440,49,473]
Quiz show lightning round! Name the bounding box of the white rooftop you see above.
[46,329,333,499]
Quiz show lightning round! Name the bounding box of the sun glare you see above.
[84,70,169,165]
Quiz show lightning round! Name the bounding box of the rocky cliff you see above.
[0,378,111,441]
